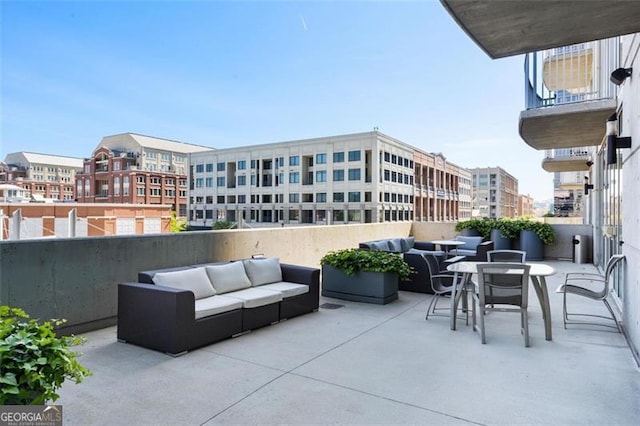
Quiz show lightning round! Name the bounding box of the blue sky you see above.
[1,1,553,200]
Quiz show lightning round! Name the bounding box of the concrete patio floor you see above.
[58,261,640,425]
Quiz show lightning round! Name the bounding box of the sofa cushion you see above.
[194,295,243,319]
[388,238,403,252]
[369,241,387,251]
[258,282,309,298]
[223,287,283,308]
[400,237,415,252]
[455,236,483,251]
[243,257,283,286]
[152,267,216,300]
[205,262,252,294]
[454,249,478,257]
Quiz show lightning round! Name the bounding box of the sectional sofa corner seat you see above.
[449,236,495,261]
[358,236,447,294]
[117,258,320,356]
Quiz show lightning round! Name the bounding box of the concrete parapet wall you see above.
[0,222,414,333]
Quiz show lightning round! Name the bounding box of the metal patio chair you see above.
[558,254,625,332]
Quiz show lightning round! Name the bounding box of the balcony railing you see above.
[525,38,618,110]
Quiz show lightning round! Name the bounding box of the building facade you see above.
[0,203,171,239]
[413,150,471,222]
[188,131,469,228]
[517,194,535,216]
[75,133,212,216]
[1,152,83,201]
[469,167,519,218]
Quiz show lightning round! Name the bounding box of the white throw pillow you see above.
[152,267,216,300]
[243,257,283,286]
[205,262,252,294]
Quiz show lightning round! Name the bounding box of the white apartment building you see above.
[189,131,469,228]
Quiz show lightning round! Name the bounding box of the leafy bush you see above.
[0,306,91,405]
[170,211,187,232]
[212,220,234,230]
[454,218,494,239]
[320,248,413,281]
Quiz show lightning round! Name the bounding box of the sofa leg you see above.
[167,350,188,357]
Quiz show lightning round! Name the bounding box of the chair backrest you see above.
[604,254,626,289]
[487,250,526,263]
[422,253,442,278]
[477,263,531,307]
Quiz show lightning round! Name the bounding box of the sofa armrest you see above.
[280,264,320,289]
[413,241,436,251]
[474,241,495,261]
[117,282,195,354]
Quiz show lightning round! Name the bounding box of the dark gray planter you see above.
[519,230,543,261]
[321,265,398,305]
[490,229,513,250]
[460,229,481,237]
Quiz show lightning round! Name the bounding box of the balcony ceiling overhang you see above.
[519,99,616,150]
[440,0,640,59]
[542,157,591,173]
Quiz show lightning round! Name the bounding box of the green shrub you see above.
[320,248,413,281]
[0,306,91,405]
[454,218,494,239]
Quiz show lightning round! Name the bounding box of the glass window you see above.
[195,178,204,188]
[384,169,390,181]
[217,177,225,187]
[195,164,204,173]
[316,153,327,164]
[289,172,300,183]
[238,195,246,203]
[333,152,344,163]
[333,170,344,181]
[289,156,300,166]
[238,160,246,170]
[238,175,246,186]
[348,168,361,181]
[316,170,327,182]
[217,162,225,171]
[333,192,344,202]
[205,177,213,187]
[289,193,299,203]
[316,192,327,202]
[348,191,360,202]
[348,150,361,161]
[206,163,214,172]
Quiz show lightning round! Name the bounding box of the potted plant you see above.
[512,219,555,261]
[490,218,519,250]
[320,248,413,305]
[454,218,494,240]
[0,306,91,405]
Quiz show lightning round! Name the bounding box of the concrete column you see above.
[11,208,21,240]
[68,209,77,237]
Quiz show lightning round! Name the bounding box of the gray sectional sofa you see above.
[117,257,319,356]
[359,237,447,293]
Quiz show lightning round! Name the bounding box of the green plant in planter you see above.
[509,219,556,245]
[493,218,520,239]
[0,306,91,405]
[454,218,494,240]
[320,248,413,281]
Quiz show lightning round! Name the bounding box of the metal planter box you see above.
[321,265,398,305]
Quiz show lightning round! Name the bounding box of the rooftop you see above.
[58,261,639,425]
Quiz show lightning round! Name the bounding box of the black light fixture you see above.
[584,176,594,195]
[606,113,633,165]
[586,160,593,167]
[610,67,632,85]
